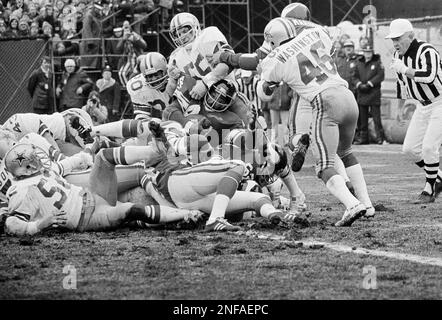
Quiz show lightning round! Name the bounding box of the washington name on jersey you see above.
[260,25,347,102]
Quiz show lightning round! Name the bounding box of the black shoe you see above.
[413,191,435,204]
[291,134,310,172]
[434,181,442,199]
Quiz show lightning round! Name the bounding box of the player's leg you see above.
[402,104,431,201]
[89,146,163,205]
[83,194,201,231]
[168,160,245,231]
[225,191,302,224]
[92,119,143,139]
[336,88,374,218]
[420,101,442,200]
[312,88,365,226]
[289,98,312,172]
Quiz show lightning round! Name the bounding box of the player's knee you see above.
[218,164,245,198]
[421,144,437,162]
[340,153,358,168]
[317,167,337,183]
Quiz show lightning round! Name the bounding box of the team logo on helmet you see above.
[204,79,237,113]
[139,52,168,90]
[4,143,51,179]
[169,12,201,47]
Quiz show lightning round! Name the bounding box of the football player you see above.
[211,3,355,195]
[257,17,374,227]
[0,135,203,236]
[126,52,176,120]
[1,108,94,156]
[167,12,252,127]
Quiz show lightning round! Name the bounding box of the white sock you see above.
[334,155,350,182]
[282,172,303,198]
[258,203,279,219]
[345,164,373,208]
[206,194,230,224]
[326,174,360,209]
[156,206,191,223]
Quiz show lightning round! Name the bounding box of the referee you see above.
[386,18,442,203]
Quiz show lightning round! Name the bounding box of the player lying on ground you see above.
[92,119,304,231]
[1,108,95,157]
[0,132,203,236]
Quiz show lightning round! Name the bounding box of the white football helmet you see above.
[204,79,237,113]
[281,2,311,20]
[0,128,17,159]
[4,143,51,179]
[169,12,201,47]
[61,108,94,148]
[264,17,298,50]
[139,52,168,90]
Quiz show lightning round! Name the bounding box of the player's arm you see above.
[37,120,61,152]
[412,48,440,83]
[216,51,261,71]
[5,210,67,236]
[55,152,93,176]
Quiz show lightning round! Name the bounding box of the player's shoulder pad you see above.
[200,26,228,43]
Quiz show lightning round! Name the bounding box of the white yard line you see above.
[241,231,442,268]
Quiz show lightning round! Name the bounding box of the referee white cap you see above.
[385,19,413,39]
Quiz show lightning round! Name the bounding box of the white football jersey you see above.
[126,74,170,120]
[2,113,66,141]
[6,170,84,231]
[169,26,236,82]
[0,133,67,203]
[260,25,348,102]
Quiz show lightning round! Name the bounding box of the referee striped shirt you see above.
[396,39,442,104]
[236,74,262,110]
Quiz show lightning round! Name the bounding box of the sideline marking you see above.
[241,231,442,268]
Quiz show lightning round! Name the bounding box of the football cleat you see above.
[291,133,310,172]
[204,217,241,232]
[267,212,283,225]
[335,203,366,227]
[433,181,442,199]
[364,206,375,218]
[413,191,435,204]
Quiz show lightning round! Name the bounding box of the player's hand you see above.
[189,80,208,100]
[76,87,83,95]
[168,60,182,80]
[211,51,222,66]
[390,58,408,74]
[37,210,68,231]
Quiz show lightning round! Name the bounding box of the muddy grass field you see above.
[1,144,441,300]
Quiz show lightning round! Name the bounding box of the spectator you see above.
[29,20,39,37]
[118,0,155,35]
[56,58,95,111]
[105,26,124,71]
[27,2,39,22]
[117,20,146,86]
[41,20,52,37]
[27,55,54,115]
[5,15,19,37]
[96,65,121,122]
[17,16,29,36]
[82,90,108,125]
[79,4,102,69]
[335,40,360,95]
[0,19,7,37]
[332,40,343,60]
[59,5,77,33]
[354,46,386,145]
[101,0,115,38]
